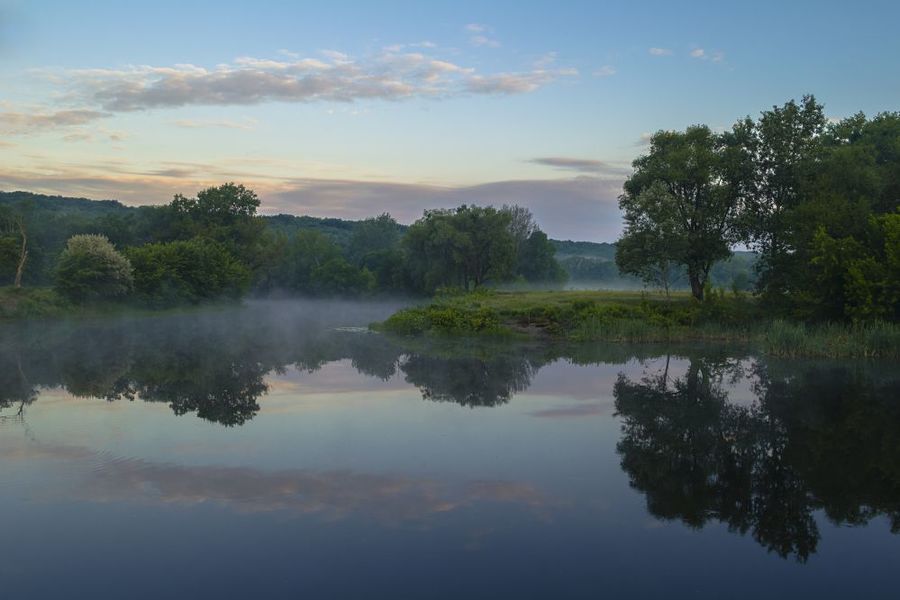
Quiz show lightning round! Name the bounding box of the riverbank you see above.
[0,286,242,322]
[0,287,70,319]
[373,290,900,359]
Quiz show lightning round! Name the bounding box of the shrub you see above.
[55,234,133,303]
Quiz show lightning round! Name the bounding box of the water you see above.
[1,301,898,599]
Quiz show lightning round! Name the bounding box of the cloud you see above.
[470,35,501,48]
[464,23,500,47]
[172,118,258,130]
[0,108,109,134]
[635,132,653,146]
[268,176,625,241]
[690,48,725,62]
[648,47,672,56]
[528,157,629,177]
[62,131,92,143]
[0,157,626,240]
[592,65,616,77]
[52,51,571,113]
[465,68,573,94]
[383,41,437,52]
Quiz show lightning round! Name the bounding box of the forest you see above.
[0,186,751,311]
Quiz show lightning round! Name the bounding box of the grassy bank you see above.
[0,286,71,319]
[0,286,241,322]
[373,290,900,359]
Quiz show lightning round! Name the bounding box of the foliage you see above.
[55,234,134,303]
[127,238,250,307]
[729,98,899,319]
[617,126,744,300]
[377,290,899,357]
[517,229,568,283]
[311,257,375,296]
[404,205,516,293]
[348,213,402,263]
[0,286,69,319]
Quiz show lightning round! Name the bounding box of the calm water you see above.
[1,301,898,599]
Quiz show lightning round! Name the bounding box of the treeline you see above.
[616,95,899,321]
[0,185,566,306]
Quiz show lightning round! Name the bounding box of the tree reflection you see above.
[614,355,900,561]
[402,353,536,408]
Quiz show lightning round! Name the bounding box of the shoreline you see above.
[372,290,900,360]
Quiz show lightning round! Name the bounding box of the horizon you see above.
[2,0,898,241]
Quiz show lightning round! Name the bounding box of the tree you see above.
[311,257,375,296]
[404,205,515,293]
[615,182,685,297]
[501,204,537,262]
[55,235,134,302]
[738,96,827,303]
[127,239,250,306]
[517,230,567,284]
[0,206,28,288]
[348,213,402,263]
[617,126,743,300]
[167,183,266,266]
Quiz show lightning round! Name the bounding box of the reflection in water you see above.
[1,302,898,563]
[4,442,547,523]
[614,355,900,561]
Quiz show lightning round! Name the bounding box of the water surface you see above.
[1,301,898,599]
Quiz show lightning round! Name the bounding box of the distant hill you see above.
[0,191,132,217]
[551,239,617,261]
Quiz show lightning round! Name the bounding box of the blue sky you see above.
[1,0,898,240]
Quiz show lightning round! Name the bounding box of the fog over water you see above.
[1,300,899,599]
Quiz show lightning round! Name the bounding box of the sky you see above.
[1,0,898,241]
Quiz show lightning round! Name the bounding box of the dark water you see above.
[1,301,898,599]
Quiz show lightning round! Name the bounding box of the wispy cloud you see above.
[528,156,629,177]
[384,41,437,52]
[592,65,616,77]
[171,118,258,130]
[46,50,571,113]
[0,108,109,134]
[464,23,500,47]
[648,47,672,56]
[690,47,725,62]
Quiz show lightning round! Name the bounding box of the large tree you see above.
[404,205,515,292]
[738,96,827,303]
[617,125,744,301]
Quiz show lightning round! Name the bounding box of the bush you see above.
[127,238,250,307]
[55,234,133,303]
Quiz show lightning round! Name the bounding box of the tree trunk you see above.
[13,219,27,289]
[689,273,704,301]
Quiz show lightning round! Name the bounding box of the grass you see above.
[764,320,900,359]
[0,286,70,319]
[374,289,900,359]
[0,285,242,322]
